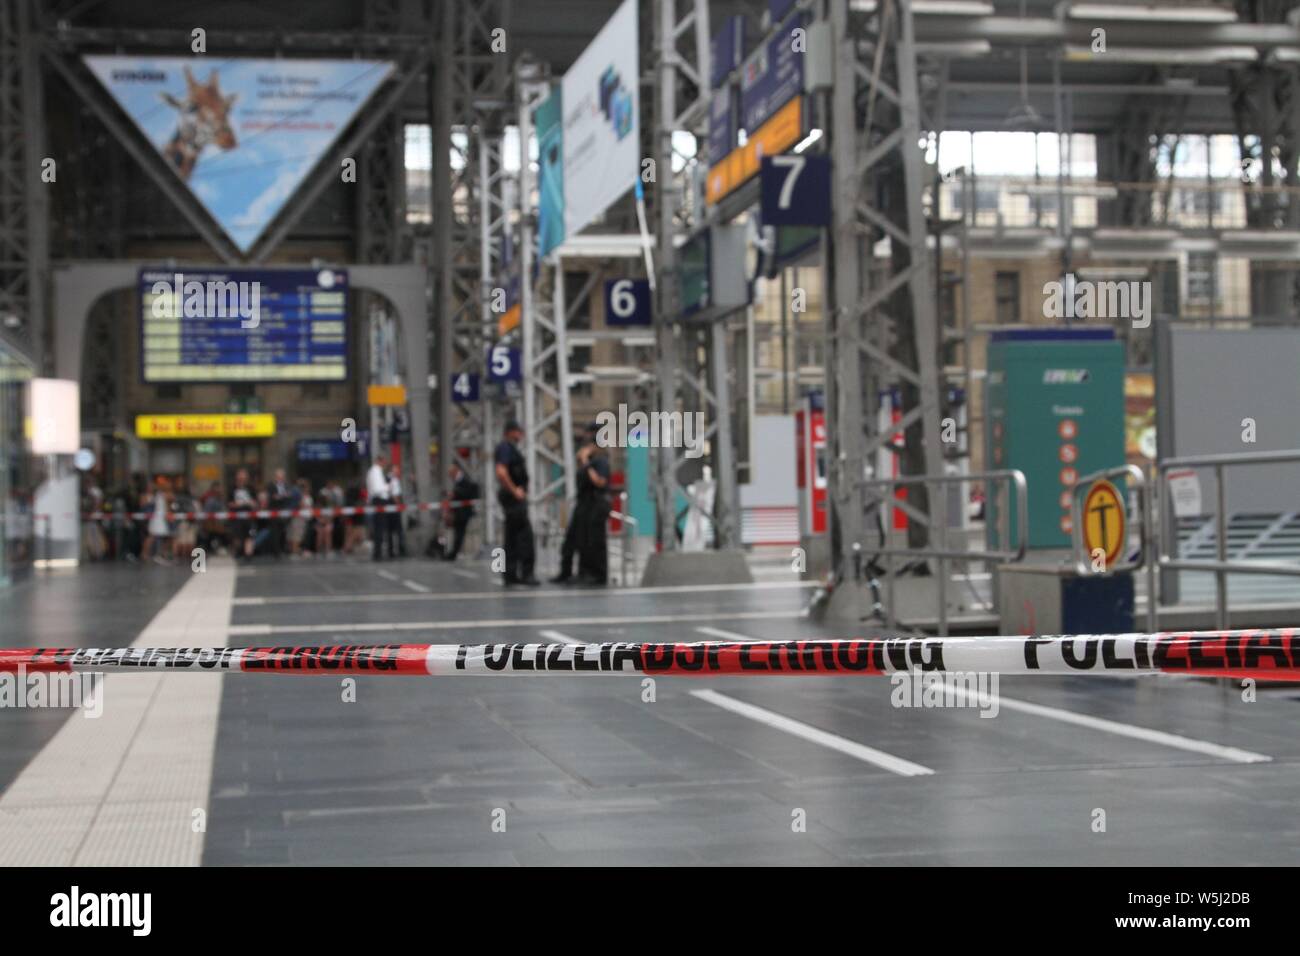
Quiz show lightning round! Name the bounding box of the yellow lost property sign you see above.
[1082,479,1126,571]
[136,414,277,439]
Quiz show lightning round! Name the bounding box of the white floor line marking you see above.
[400,578,431,593]
[226,609,800,636]
[689,689,934,777]
[711,624,1273,766]
[539,629,582,644]
[230,579,818,606]
[375,569,400,583]
[0,559,237,865]
[944,685,1272,765]
[451,569,479,581]
[695,625,762,643]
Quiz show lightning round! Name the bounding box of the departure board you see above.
[140,268,348,382]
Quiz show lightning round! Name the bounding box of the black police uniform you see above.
[494,439,535,582]
[576,453,611,583]
[446,473,478,560]
[555,447,594,581]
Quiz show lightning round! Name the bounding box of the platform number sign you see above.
[486,345,521,383]
[605,278,652,326]
[760,153,831,228]
[451,372,479,403]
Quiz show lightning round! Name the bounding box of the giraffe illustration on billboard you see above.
[160,67,238,180]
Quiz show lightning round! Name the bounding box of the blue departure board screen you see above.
[140,268,348,382]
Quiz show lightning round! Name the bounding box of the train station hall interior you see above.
[1,0,1298,874]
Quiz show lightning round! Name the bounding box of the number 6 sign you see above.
[604,278,652,326]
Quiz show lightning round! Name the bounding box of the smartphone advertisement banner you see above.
[534,89,566,257]
[560,0,639,239]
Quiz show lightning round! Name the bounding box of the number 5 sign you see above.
[604,278,652,326]
[760,153,831,228]
[485,345,521,383]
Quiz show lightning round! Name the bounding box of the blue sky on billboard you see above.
[84,56,393,253]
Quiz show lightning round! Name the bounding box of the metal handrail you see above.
[856,469,1028,636]
[858,469,1028,562]
[1070,463,1156,633]
[1069,464,1147,576]
[1157,448,1300,629]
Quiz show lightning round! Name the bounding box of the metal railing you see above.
[1157,449,1300,629]
[608,492,640,586]
[1069,464,1157,633]
[858,469,1028,635]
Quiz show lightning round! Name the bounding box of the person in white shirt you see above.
[387,464,406,557]
[366,454,392,561]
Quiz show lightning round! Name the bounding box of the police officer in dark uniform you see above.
[551,423,598,584]
[441,463,478,561]
[575,432,611,585]
[494,421,539,586]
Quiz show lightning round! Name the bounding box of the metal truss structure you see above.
[515,62,576,527]
[651,0,746,554]
[433,0,514,544]
[818,0,945,622]
[0,0,46,363]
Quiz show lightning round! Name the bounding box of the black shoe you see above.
[502,576,520,587]
[518,576,542,587]
[577,575,607,588]
[549,573,572,584]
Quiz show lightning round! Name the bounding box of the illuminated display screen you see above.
[140,268,348,382]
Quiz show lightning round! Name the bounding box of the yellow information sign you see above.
[1082,479,1126,570]
[136,414,276,440]
[367,384,408,406]
[706,97,804,205]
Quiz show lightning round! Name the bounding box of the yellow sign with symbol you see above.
[1082,479,1125,570]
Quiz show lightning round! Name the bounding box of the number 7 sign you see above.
[760,153,831,227]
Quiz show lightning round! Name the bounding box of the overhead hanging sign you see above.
[139,267,348,382]
[560,0,639,238]
[83,56,393,254]
[534,89,566,257]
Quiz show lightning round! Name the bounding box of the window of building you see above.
[995,272,1020,324]
[1186,253,1218,304]
[404,124,432,225]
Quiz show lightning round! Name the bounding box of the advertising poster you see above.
[1125,370,1156,467]
[560,0,639,238]
[84,56,394,253]
[534,89,565,257]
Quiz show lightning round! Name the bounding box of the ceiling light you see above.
[1067,3,1237,22]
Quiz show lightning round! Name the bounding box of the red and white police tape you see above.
[1,630,1298,680]
[76,500,477,522]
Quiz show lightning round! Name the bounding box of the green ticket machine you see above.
[986,328,1130,633]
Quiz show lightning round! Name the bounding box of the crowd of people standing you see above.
[81,431,615,586]
[81,463,410,564]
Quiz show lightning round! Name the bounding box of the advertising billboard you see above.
[534,89,566,257]
[560,0,639,239]
[84,56,393,253]
[140,268,348,383]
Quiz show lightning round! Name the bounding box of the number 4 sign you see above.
[450,372,479,403]
[604,278,652,326]
[760,153,831,228]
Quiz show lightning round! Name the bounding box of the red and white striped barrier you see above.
[76,500,480,522]
[2,630,1297,680]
